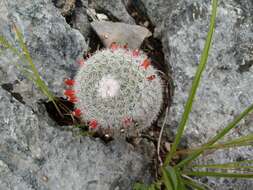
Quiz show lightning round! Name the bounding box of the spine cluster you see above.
[64,44,163,132]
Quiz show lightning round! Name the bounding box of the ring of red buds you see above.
[63,42,163,132]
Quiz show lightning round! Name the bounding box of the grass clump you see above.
[1,2,252,189]
[0,24,61,114]
[134,0,253,189]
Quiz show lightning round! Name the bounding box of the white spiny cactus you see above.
[64,44,163,131]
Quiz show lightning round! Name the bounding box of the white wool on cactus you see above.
[64,44,163,131]
[97,75,120,99]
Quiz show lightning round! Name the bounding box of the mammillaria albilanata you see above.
[64,44,163,132]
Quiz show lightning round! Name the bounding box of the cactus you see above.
[64,44,163,131]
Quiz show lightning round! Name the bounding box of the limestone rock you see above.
[91,21,151,49]
[163,0,253,189]
[0,88,153,190]
[88,0,135,24]
[0,0,87,107]
[0,0,153,189]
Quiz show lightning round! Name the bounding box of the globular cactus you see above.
[64,44,163,132]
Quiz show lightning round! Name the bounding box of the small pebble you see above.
[143,21,149,27]
[164,142,171,152]
[42,175,49,182]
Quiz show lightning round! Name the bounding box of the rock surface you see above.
[1,0,253,189]
[0,88,152,190]
[91,21,151,49]
[72,6,90,39]
[88,0,135,24]
[163,0,253,189]
[133,0,176,27]
[0,0,86,107]
[0,0,153,189]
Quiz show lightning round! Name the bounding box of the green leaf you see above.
[133,183,149,190]
[176,103,253,169]
[175,171,187,190]
[154,182,162,190]
[177,134,253,156]
[149,184,157,190]
[1,27,63,116]
[218,133,253,148]
[0,35,22,56]
[0,35,12,49]
[184,171,253,178]
[163,0,218,166]
[191,160,253,170]
[168,166,179,190]
[183,179,207,190]
[162,167,185,190]
[203,106,253,147]
[177,179,186,190]
[11,25,62,115]
[133,183,158,190]
[161,167,174,190]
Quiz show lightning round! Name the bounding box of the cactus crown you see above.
[65,45,163,132]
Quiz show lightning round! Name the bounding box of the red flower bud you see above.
[68,96,78,103]
[123,43,128,49]
[146,75,156,81]
[140,59,151,70]
[72,108,82,117]
[64,89,75,97]
[77,59,85,66]
[110,42,118,51]
[89,119,98,129]
[132,49,140,57]
[64,79,75,86]
[122,117,133,126]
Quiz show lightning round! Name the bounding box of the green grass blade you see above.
[219,133,253,146]
[182,179,207,190]
[1,29,54,100]
[12,25,62,115]
[167,166,178,190]
[184,171,253,178]
[175,103,253,169]
[1,27,62,116]
[204,104,253,146]
[161,167,174,190]
[192,160,253,170]
[1,36,40,84]
[13,26,39,75]
[177,134,253,156]
[148,185,156,190]
[133,183,150,190]
[0,36,11,49]
[177,180,187,190]
[13,26,52,98]
[177,143,252,156]
[0,35,21,56]
[133,183,159,190]
[193,165,253,170]
[163,0,218,166]
[176,171,187,190]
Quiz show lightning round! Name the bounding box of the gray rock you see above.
[129,0,177,38]
[91,21,151,49]
[72,7,90,39]
[0,0,153,189]
[53,0,90,39]
[52,0,67,8]
[88,0,135,24]
[53,0,76,16]
[0,0,86,107]
[0,88,152,190]
[133,0,176,26]
[163,0,253,189]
